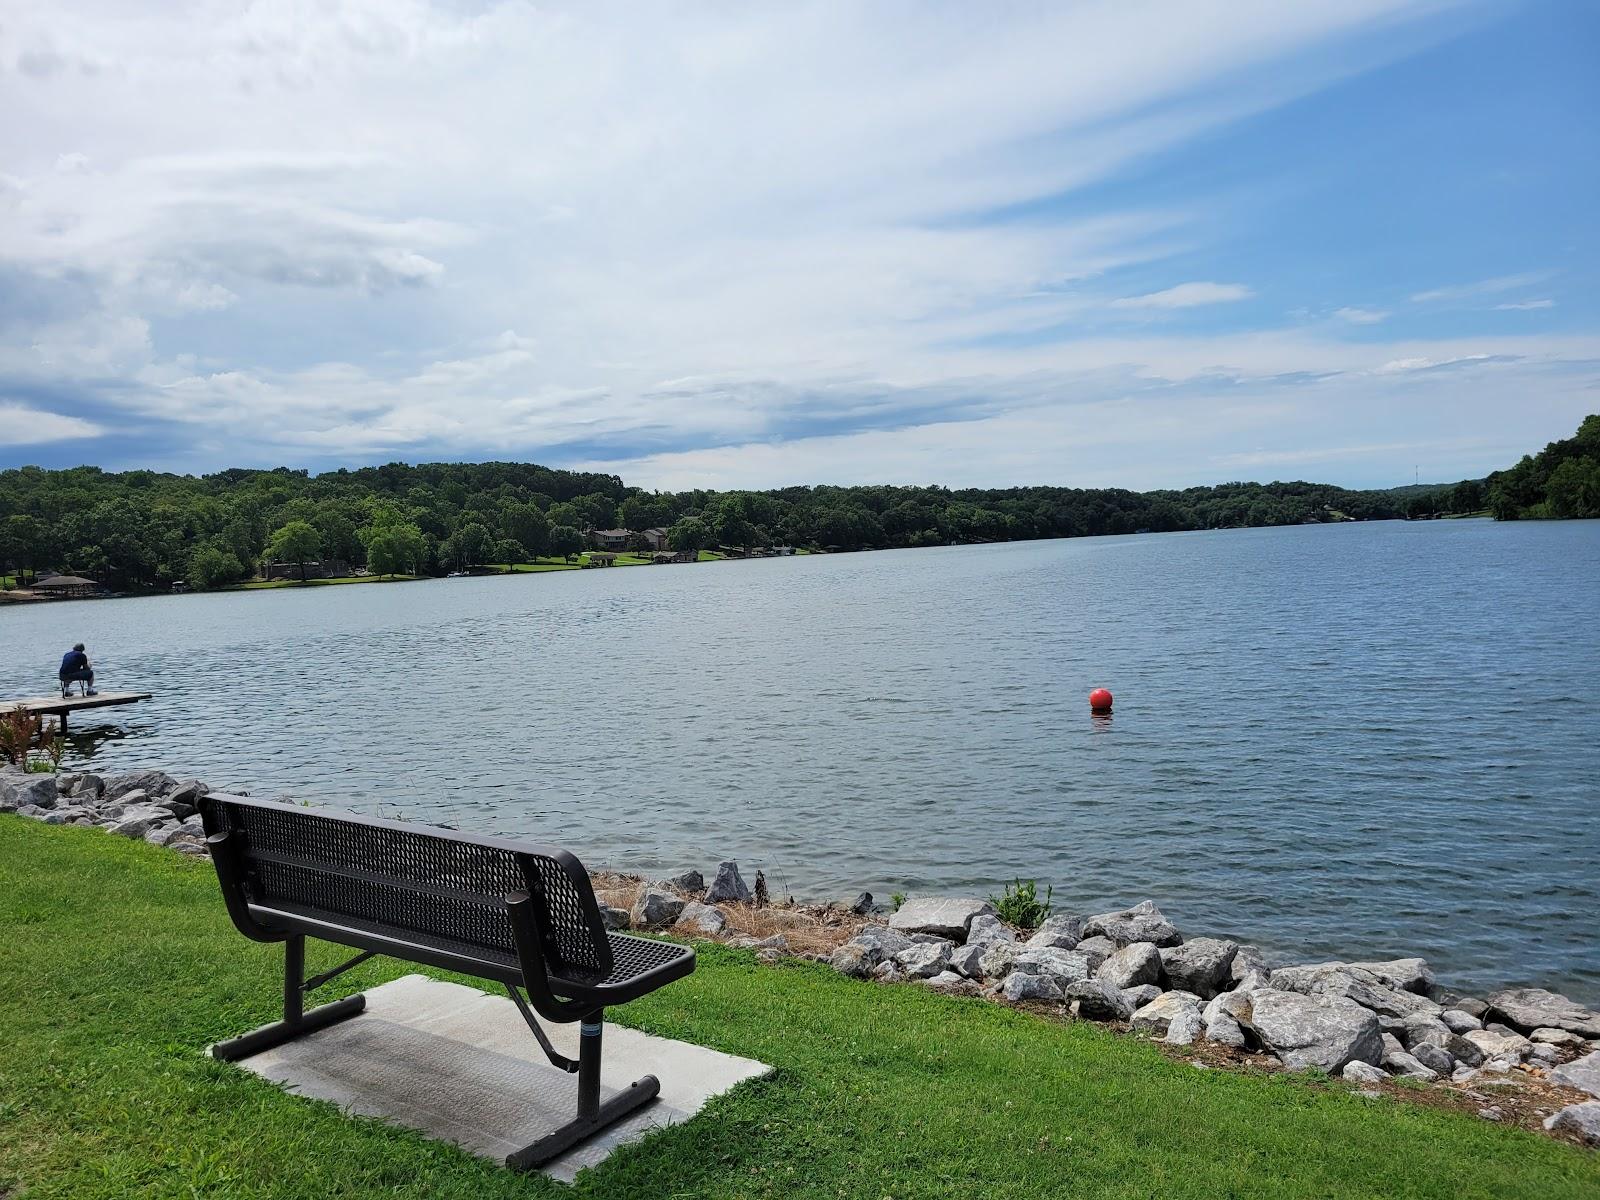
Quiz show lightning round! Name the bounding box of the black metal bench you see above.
[200,794,696,1169]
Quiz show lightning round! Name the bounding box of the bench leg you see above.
[212,935,366,1062]
[505,1011,662,1171]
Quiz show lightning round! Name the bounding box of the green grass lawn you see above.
[2,819,1594,1200]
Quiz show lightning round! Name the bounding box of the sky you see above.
[1,0,1596,492]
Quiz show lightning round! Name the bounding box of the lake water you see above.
[3,519,1597,1003]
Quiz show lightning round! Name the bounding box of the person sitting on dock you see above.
[59,644,97,698]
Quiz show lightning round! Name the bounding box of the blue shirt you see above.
[60,650,88,674]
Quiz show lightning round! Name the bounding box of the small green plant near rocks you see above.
[890,891,906,912]
[991,877,1052,928]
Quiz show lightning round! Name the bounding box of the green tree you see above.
[188,545,246,590]
[547,524,584,562]
[667,517,711,553]
[266,520,323,583]
[493,538,525,569]
[364,522,425,577]
[500,502,548,559]
[452,521,493,570]
[1546,457,1600,519]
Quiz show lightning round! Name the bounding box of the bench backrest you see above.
[200,794,613,983]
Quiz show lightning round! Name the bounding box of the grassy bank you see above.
[2,819,1594,1199]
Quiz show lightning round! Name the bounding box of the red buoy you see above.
[1089,687,1113,713]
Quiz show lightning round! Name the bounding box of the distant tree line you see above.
[2,416,1589,594]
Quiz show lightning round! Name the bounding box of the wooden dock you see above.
[0,690,153,731]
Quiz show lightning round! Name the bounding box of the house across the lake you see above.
[264,559,350,581]
[588,529,631,551]
[31,574,104,599]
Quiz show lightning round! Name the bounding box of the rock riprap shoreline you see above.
[4,765,1598,1151]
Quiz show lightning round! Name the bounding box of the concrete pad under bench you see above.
[220,974,771,1182]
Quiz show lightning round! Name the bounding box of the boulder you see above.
[1073,935,1117,971]
[599,902,631,931]
[966,914,1014,948]
[1545,1101,1600,1147]
[1348,958,1435,996]
[872,960,905,984]
[850,892,875,916]
[1550,1051,1600,1099]
[829,942,875,980]
[1243,989,1384,1073]
[1463,1028,1531,1064]
[630,888,687,928]
[888,898,995,941]
[1083,900,1181,948]
[665,869,704,894]
[924,971,968,992]
[979,941,1023,980]
[705,861,751,904]
[1122,984,1163,1011]
[674,902,727,936]
[1447,1034,1487,1068]
[852,926,917,962]
[1343,1061,1388,1085]
[1024,914,1083,950]
[1065,978,1133,1021]
[1159,938,1238,999]
[1130,991,1203,1037]
[11,776,58,810]
[1165,1009,1203,1045]
[1095,942,1162,990]
[105,770,177,801]
[41,808,87,825]
[1487,988,1600,1039]
[1205,1008,1247,1048]
[948,943,987,979]
[1438,993,1490,1019]
[1441,1009,1483,1034]
[1531,1027,1585,1046]
[1409,1042,1455,1077]
[1529,1043,1561,1066]
[1399,1015,1453,1050]
[108,809,168,839]
[1001,972,1064,1003]
[1270,963,1441,1021]
[895,941,954,979]
[1231,944,1269,981]
[1011,946,1093,986]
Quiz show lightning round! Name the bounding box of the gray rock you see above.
[1529,1043,1561,1065]
[666,869,705,893]
[851,926,916,962]
[1544,1101,1600,1147]
[1270,962,1442,1021]
[71,772,104,800]
[674,901,728,936]
[895,940,954,979]
[1399,1015,1453,1050]
[158,780,205,817]
[1024,914,1083,950]
[1487,988,1600,1038]
[105,770,177,801]
[1159,938,1239,999]
[1096,941,1162,990]
[1231,944,1269,981]
[1122,983,1163,1010]
[1205,1009,1248,1048]
[117,789,150,809]
[1130,991,1204,1037]
[1463,1028,1531,1064]
[1343,1061,1388,1084]
[850,892,874,916]
[1011,946,1093,985]
[1441,1009,1483,1034]
[1083,900,1182,948]
[172,817,206,840]
[599,902,631,930]
[1165,1009,1204,1045]
[11,776,58,810]
[948,942,988,979]
[966,914,1014,948]
[41,807,87,825]
[872,960,905,984]
[109,810,167,839]
[1073,935,1117,971]
[1550,1050,1600,1099]
[1439,993,1489,1019]
[1447,1033,1486,1067]
[1348,958,1435,996]
[1234,968,1272,993]
[979,940,1023,980]
[630,888,687,927]
[1001,971,1064,1003]
[1410,1042,1454,1076]
[705,861,751,904]
[829,942,875,979]
[924,970,967,991]
[1531,1026,1585,1046]
[1243,989,1384,1073]
[143,827,172,846]
[1066,978,1133,1021]
[888,897,995,940]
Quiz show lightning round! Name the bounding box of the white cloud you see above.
[1410,272,1554,303]
[0,402,104,444]
[1111,282,1253,309]
[1495,299,1554,311]
[1333,306,1389,324]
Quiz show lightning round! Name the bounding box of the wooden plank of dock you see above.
[0,691,153,731]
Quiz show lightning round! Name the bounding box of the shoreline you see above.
[5,763,1597,1149]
